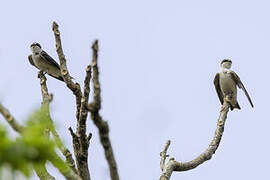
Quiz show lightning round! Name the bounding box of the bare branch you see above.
[68,126,82,178]
[83,64,92,104]
[0,103,24,133]
[52,21,91,180]
[38,71,53,104]
[87,133,92,143]
[52,21,82,121]
[68,41,97,180]
[88,40,120,180]
[159,96,231,180]
[76,62,92,153]
[68,127,76,138]
[160,140,171,171]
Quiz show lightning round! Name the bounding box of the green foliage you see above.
[0,125,33,177]
[0,104,66,178]
[21,104,55,163]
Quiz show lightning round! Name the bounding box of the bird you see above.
[214,59,254,110]
[28,42,64,81]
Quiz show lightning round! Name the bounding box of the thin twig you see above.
[0,103,24,133]
[76,62,92,153]
[38,71,53,104]
[88,40,120,180]
[71,48,93,180]
[159,96,230,180]
[160,140,171,171]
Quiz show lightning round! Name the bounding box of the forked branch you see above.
[52,22,92,180]
[159,96,230,180]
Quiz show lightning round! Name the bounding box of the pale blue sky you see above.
[0,0,269,179]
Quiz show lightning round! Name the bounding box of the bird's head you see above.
[30,42,42,54]
[221,59,232,69]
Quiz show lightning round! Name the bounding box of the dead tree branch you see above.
[38,71,53,104]
[0,103,24,133]
[87,41,120,180]
[2,22,119,180]
[52,21,91,180]
[159,96,230,180]
[160,140,171,172]
[52,21,82,121]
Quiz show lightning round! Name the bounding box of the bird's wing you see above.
[214,73,224,105]
[40,51,64,82]
[230,71,254,108]
[40,51,61,70]
[28,55,38,69]
[49,74,64,82]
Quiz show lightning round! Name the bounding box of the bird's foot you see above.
[224,95,232,103]
[38,71,44,78]
[221,95,232,112]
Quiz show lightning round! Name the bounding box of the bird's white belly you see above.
[219,73,237,95]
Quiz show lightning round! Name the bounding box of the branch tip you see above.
[87,133,92,142]
[92,40,99,51]
[52,21,59,31]
[68,127,76,138]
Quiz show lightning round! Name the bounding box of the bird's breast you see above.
[219,73,237,94]
[32,55,49,72]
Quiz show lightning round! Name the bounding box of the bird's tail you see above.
[230,102,241,111]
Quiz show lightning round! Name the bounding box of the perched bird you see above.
[214,59,254,110]
[28,42,64,81]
